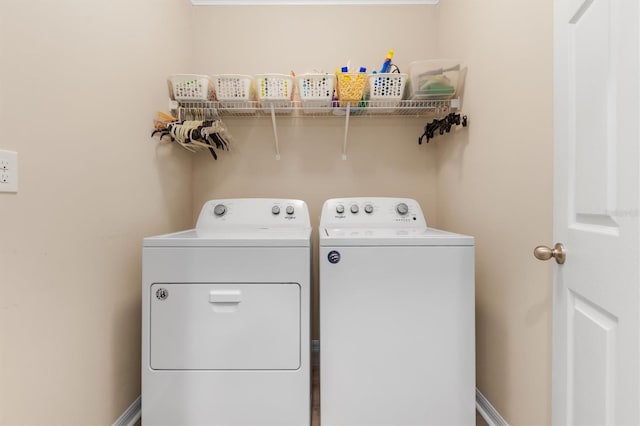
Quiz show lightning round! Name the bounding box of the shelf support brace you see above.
[342,104,351,160]
[270,104,281,160]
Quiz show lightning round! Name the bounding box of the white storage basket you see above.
[169,74,215,101]
[213,74,254,101]
[297,73,335,113]
[213,74,256,113]
[367,73,407,112]
[255,74,295,106]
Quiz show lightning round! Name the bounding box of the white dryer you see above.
[142,198,311,426]
[319,197,475,426]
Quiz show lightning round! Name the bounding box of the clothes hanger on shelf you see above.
[418,112,468,145]
[150,110,232,160]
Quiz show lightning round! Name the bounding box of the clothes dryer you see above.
[319,197,475,425]
[142,198,311,425]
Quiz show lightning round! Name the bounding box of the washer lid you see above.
[320,227,474,246]
[144,228,311,247]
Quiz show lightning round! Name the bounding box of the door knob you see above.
[534,243,566,264]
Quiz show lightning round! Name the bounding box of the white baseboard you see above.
[113,395,141,426]
[476,388,509,426]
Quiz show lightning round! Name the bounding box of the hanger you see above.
[418,113,468,144]
[151,108,231,160]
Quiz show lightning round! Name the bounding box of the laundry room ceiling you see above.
[191,0,439,4]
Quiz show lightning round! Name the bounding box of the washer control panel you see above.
[197,198,310,230]
[321,197,427,228]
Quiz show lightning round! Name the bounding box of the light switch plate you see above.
[0,150,18,193]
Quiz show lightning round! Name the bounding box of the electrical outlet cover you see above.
[0,149,18,193]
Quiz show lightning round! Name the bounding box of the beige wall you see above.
[0,0,194,424]
[435,1,554,424]
[189,5,442,339]
[0,1,555,425]
[189,6,555,423]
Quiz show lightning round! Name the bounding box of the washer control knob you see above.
[286,205,295,215]
[396,202,409,216]
[364,204,374,214]
[272,205,280,215]
[336,204,345,214]
[213,204,226,216]
[350,204,359,214]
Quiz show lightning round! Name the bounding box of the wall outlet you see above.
[0,150,18,193]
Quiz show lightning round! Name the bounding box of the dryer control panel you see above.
[197,198,311,230]
[320,197,427,228]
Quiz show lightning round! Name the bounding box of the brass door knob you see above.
[534,243,566,264]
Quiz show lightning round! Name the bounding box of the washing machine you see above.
[319,197,475,426]
[142,198,311,426]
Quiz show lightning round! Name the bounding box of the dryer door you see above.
[150,283,300,370]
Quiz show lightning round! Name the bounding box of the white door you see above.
[552,0,640,424]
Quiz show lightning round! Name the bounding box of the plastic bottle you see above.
[380,49,395,73]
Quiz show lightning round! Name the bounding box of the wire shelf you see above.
[176,99,460,118]
[172,98,463,160]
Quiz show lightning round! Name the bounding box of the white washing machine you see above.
[319,197,475,426]
[142,198,311,426]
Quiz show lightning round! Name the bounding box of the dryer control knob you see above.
[364,204,374,214]
[396,203,409,216]
[214,204,227,216]
[286,205,295,215]
[272,205,280,215]
[336,204,345,214]
[350,204,359,214]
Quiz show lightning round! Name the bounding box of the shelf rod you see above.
[270,104,281,160]
[342,104,351,160]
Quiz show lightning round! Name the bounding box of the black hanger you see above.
[418,113,468,144]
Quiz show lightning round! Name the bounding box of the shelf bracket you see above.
[342,104,351,160]
[269,104,281,160]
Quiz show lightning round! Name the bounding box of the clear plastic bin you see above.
[407,60,460,99]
